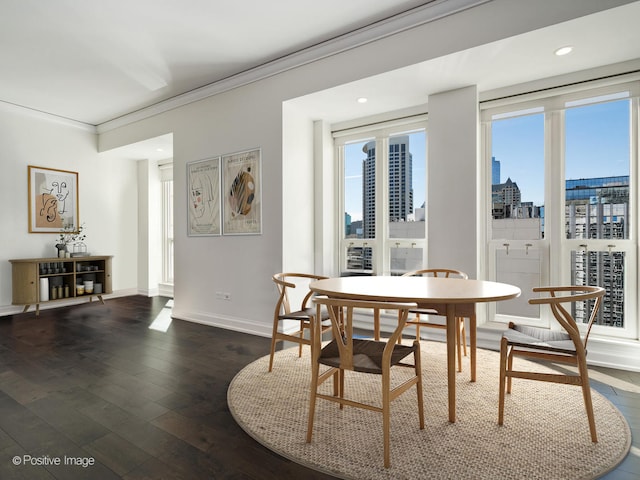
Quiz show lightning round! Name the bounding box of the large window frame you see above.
[481,80,639,340]
[159,161,174,286]
[333,118,427,276]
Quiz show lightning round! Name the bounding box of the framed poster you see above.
[187,156,221,236]
[222,148,261,235]
[28,165,79,233]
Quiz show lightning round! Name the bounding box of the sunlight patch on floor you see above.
[149,299,174,332]
[589,369,640,394]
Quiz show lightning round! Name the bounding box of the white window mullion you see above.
[546,109,564,287]
[377,136,389,275]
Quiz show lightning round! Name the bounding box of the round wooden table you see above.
[310,276,521,423]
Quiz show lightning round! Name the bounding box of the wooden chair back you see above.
[527,285,604,351]
[269,273,328,372]
[273,272,327,316]
[402,268,468,279]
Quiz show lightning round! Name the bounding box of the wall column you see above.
[427,86,479,278]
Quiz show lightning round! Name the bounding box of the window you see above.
[335,120,426,275]
[159,163,174,285]
[565,97,631,330]
[482,82,638,339]
[489,110,545,323]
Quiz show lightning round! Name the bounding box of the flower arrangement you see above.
[57,223,86,247]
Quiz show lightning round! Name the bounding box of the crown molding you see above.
[97,0,489,134]
[0,99,97,133]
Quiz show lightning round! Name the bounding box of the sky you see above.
[345,96,631,220]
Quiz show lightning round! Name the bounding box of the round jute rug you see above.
[228,341,631,480]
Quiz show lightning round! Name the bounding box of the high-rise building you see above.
[491,177,523,219]
[362,136,413,238]
[492,156,500,185]
[566,176,629,328]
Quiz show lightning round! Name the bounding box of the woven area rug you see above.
[228,341,631,480]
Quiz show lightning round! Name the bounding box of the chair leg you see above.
[382,370,391,468]
[297,320,306,358]
[306,360,320,443]
[506,347,514,393]
[456,320,462,373]
[414,341,425,429]
[459,318,467,357]
[577,356,598,442]
[268,320,279,372]
[498,336,508,426]
[338,369,345,410]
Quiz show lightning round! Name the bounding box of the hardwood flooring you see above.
[0,295,638,479]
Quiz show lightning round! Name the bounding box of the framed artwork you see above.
[222,148,262,235]
[187,156,221,236]
[28,165,79,233]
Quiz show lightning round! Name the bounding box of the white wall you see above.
[0,106,139,313]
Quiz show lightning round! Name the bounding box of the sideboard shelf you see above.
[9,255,113,316]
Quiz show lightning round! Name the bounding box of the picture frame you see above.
[28,165,79,233]
[187,156,222,236]
[222,148,262,235]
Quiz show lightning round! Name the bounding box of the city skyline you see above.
[493,98,630,206]
[344,96,630,223]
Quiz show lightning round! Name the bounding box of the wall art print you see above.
[28,165,79,233]
[187,156,221,236]
[222,148,261,235]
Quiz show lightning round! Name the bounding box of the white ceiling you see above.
[0,0,439,125]
[2,0,640,161]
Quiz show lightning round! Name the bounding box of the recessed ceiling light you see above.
[156,148,164,152]
[357,97,368,104]
[554,46,573,56]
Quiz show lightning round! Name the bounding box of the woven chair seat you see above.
[320,338,417,374]
[503,324,576,354]
[279,307,329,322]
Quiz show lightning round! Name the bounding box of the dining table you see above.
[309,275,521,423]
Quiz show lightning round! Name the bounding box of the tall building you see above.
[566,176,629,328]
[344,212,351,236]
[491,177,523,219]
[362,136,413,238]
[492,156,501,185]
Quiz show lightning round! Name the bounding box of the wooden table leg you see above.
[446,303,456,423]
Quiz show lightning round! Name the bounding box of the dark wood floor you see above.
[0,296,638,479]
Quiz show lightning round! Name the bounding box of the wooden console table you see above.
[10,255,113,316]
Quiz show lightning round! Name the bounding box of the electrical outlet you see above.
[223,292,231,301]
[215,292,224,300]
